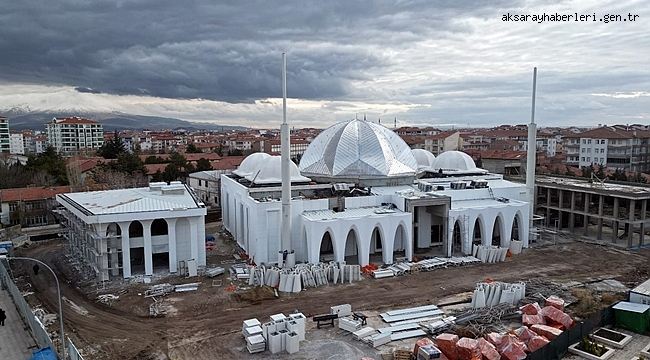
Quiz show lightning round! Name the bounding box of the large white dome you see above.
[245,156,310,185]
[233,152,271,178]
[299,119,418,181]
[411,149,436,172]
[430,151,477,171]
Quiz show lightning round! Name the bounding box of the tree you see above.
[144,155,166,164]
[552,166,561,175]
[609,168,628,182]
[565,167,575,177]
[151,169,164,182]
[582,164,595,179]
[196,158,213,171]
[228,148,243,156]
[186,143,202,153]
[475,156,483,169]
[162,163,181,182]
[631,172,647,184]
[25,146,69,185]
[216,146,223,157]
[97,130,126,159]
[595,165,605,180]
[91,168,148,189]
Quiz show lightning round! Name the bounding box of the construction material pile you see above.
[472,245,509,263]
[435,296,574,359]
[230,261,361,292]
[471,281,526,308]
[242,312,306,354]
[371,256,481,279]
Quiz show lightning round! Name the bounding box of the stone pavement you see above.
[0,288,39,360]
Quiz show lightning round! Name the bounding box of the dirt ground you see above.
[11,222,650,360]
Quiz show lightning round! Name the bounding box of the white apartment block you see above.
[46,117,104,155]
[9,131,24,155]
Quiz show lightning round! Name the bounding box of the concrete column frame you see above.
[628,199,636,247]
[612,198,620,242]
[597,195,604,240]
[583,193,589,236]
[558,190,564,230]
[641,200,647,246]
[546,188,551,226]
[569,191,576,233]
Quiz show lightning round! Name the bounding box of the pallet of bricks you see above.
[393,349,412,360]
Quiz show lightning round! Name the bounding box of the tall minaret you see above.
[526,67,538,245]
[280,53,294,268]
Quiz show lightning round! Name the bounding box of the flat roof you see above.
[631,278,650,297]
[301,206,407,221]
[451,198,527,210]
[58,185,203,215]
[612,301,650,313]
[536,175,650,199]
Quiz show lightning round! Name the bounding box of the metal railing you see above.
[0,259,58,358]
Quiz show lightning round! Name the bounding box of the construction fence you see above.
[0,259,56,357]
[525,305,615,360]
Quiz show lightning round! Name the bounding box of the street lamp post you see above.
[8,257,65,360]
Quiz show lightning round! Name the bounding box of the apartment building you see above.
[46,117,104,155]
[423,131,462,156]
[263,138,310,157]
[564,126,650,171]
[9,131,24,155]
[0,116,9,153]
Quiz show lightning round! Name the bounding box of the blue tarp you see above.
[205,235,215,242]
[29,346,58,360]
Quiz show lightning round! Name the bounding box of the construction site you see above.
[6,219,650,360]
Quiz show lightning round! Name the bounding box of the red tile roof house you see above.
[0,186,72,227]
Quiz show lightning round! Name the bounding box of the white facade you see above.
[9,132,24,155]
[56,182,207,280]
[46,117,104,155]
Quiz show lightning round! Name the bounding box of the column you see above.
[546,188,551,226]
[141,219,153,276]
[119,222,131,278]
[628,199,636,247]
[569,192,575,233]
[558,190,564,230]
[583,193,589,236]
[612,198,619,242]
[167,218,178,273]
[597,195,604,240]
[640,200,647,246]
[189,217,199,261]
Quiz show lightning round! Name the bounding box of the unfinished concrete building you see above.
[536,175,650,248]
[55,182,207,281]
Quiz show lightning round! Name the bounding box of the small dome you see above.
[299,119,418,181]
[233,152,271,178]
[245,156,311,185]
[411,149,436,171]
[430,151,477,171]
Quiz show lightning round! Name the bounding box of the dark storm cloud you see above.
[0,0,519,103]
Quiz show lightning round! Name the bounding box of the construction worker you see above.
[33,264,40,276]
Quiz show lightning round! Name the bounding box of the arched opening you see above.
[319,231,334,262]
[369,226,384,263]
[472,218,482,245]
[151,219,168,236]
[511,215,520,241]
[452,220,463,254]
[106,223,121,274]
[393,224,407,259]
[344,229,361,265]
[492,216,504,246]
[129,221,143,238]
[106,223,121,237]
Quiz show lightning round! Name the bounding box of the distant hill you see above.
[1,110,246,132]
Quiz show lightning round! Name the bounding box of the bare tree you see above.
[92,168,148,189]
[31,171,58,187]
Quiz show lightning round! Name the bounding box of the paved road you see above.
[0,288,39,360]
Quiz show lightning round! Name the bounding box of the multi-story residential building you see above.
[520,134,557,157]
[9,131,25,155]
[423,131,462,156]
[263,138,310,157]
[46,117,104,155]
[0,116,10,153]
[564,126,650,171]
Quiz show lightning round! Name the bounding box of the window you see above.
[600,149,605,153]
[581,157,585,162]
[587,139,592,144]
[587,148,591,153]
[198,180,202,187]
[587,157,591,162]
[582,148,585,153]
[582,139,586,144]
[9,203,17,212]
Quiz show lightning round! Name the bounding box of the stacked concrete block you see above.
[262,322,276,341]
[339,317,363,332]
[268,331,282,354]
[242,318,262,337]
[285,332,300,354]
[331,304,352,317]
[246,334,266,354]
[289,313,306,341]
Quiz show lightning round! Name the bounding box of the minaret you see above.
[526,68,538,245]
[280,53,294,268]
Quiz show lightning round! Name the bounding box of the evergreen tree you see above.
[186,143,202,153]
[631,172,647,184]
[98,130,126,159]
[162,163,181,182]
[151,169,164,182]
[595,165,605,179]
[196,158,213,171]
[25,146,69,185]
[565,167,575,177]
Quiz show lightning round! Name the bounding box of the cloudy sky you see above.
[0,0,648,129]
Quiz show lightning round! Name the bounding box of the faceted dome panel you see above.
[299,119,418,179]
[430,150,477,171]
